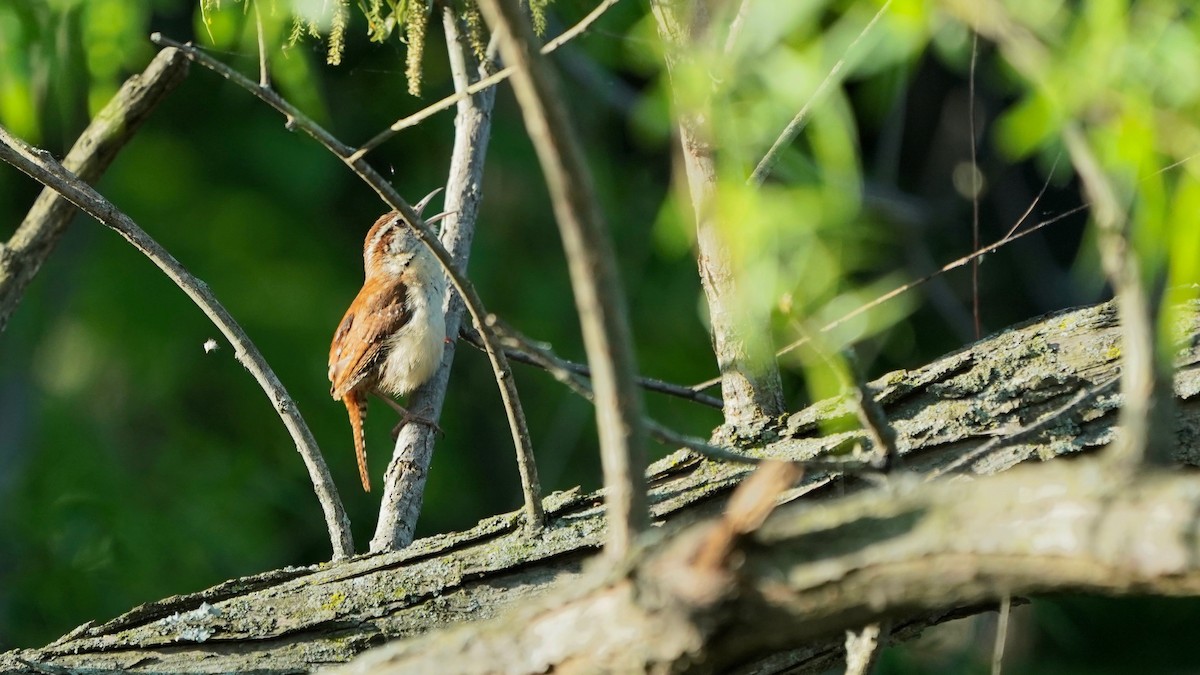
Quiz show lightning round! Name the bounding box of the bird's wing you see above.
[328,277,412,400]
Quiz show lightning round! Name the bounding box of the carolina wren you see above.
[329,210,447,491]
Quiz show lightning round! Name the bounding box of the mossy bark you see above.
[6,299,1200,674]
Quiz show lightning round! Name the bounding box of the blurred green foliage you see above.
[1,0,1199,672]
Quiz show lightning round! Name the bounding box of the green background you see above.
[1,0,1197,671]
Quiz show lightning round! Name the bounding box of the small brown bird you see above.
[328,209,447,491]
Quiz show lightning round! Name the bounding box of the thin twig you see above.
[350,0,622,161]
[253,0,270,88]
[722,0,754,55]
[748,0,893,186]
[992,595,1011,675]
[845,348,898,471]
[476,0,647,558]
[0,124,355,560]
[969,30,981,340]
[488,320,759,466]
[690,204,1088,392]
[151,32,546,532]
[1002,152,1060,239]
[0,47,190,332]
[458,324,723,408]
[490,319,885,472]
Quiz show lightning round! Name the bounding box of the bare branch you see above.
[370,7,541,550]
[845,348,898,471]
[459,324,723,408]
[487,320,891,475]
[487,319,760,466]
[691,204,1089,393]
[151,33,545,536]
[748,0,893,186]
[0,124,354,561]
[0,47,189,332]
[1064,127,1166,467]
[474,0,648,558]
[253,0,270,88]
[845,622,889,675]
[969,30,982,340]
[651,1,786,428]
[991,596,1012,675]
[722,0,754,54]
[350,0,623,161]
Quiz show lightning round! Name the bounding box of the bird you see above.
[328,199,448,491]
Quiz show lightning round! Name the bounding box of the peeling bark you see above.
[5,299,1200,673]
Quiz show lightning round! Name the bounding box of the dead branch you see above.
[474,0,648,557]
[459,323,724,408]
[150,33,546,535]
[370,7,514,552]
[0,125,354,560]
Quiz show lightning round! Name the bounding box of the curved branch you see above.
[150,33,546,534]
[0,124,354,561]
[369,7,528,551]
[459,323,724,408]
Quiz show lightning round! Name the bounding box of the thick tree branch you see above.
[0,47,189,332]
[0,125,354,561]
[335,459,1200,674]
[651,0,786,427]
[474,0,648,557]
[8,299,1200,673]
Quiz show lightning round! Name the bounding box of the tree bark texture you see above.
[6,299,1200,673]
[650,0,787,428]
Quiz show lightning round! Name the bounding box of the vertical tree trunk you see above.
[651,0,786,428]
[681,124,787,426]
[371,9,500,551]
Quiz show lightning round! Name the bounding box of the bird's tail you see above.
[343,391,371,491]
